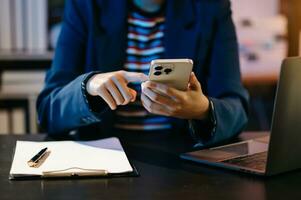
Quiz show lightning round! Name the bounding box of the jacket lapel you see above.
[94,0,128,72]
[164,0,199,60]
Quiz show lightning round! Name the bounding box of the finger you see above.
[141,83,176,109]
[123,71,148,83]
[143,81,183,102]
[129,88,137,102]
[189,72,201,91]
[112,77,133,104]
[105,80,125,105]
[97,87,117,110]
[141,93,170,116]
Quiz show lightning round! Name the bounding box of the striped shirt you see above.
[114,4,172,131]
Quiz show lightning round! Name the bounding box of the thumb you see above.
[189,72,202,91]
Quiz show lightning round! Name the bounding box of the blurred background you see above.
[0,0,300,134]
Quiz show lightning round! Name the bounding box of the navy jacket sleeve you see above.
[191,0,249,147]
[36,0,106,135]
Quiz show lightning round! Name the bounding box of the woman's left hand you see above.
[141,72,210,120]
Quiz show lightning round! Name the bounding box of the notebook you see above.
[9,137,138,180]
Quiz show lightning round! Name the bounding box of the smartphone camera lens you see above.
[164,68,172,74]
[154,66,163,71]
[154,71,162,76]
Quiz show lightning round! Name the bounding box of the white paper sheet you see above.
[9,137,133,177]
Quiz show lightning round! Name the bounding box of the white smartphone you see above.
[149,59,193,91]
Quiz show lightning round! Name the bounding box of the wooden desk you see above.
[1,132,301,200]
[241,64,280,86]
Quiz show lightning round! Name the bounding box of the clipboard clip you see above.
[42,167,108,177]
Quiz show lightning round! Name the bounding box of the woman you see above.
[37,0,249,147]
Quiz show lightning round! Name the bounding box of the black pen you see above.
[27,147,48,167]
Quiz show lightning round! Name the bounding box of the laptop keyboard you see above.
[222,151,268,171]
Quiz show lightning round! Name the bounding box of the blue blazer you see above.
[37,0,249,146]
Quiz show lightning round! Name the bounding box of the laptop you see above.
[181,57,301,176]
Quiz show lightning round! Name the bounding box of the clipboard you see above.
[9,137,139,180]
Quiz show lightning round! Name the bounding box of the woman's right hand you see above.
[86,70,148,110]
